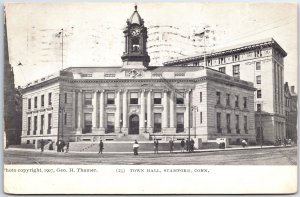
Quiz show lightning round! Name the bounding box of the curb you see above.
[5,145,294,155]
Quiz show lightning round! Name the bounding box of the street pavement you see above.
[3,146,297,165]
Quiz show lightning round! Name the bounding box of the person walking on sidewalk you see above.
[190,139,195,152]
[65,142,70,153]
[169,139,174,153]
[154,139,159,154]
[40,139,45,152]
[180,139,185,152]
[186,139,189,152]
[98,140,104,154]
[133,140,139,155]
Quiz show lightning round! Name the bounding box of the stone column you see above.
[72,90,76,129]
[122,89,128,133]
[37,111,41,135]
[147,90,152,130]
[162,90,168,129]
[99,90,105,130]
[140,89,145,132]
[92,91,98,130]
[184,90,190,131]
[115,90,121,132]
[76,90,82,134]
[169,91,175,128]
[44,110,48,134]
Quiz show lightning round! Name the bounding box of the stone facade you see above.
[164,38,288,143]
[20,6,256,145]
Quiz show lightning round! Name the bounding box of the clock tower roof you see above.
[128,5,143,25]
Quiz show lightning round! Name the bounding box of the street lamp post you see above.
[192,105,198,138]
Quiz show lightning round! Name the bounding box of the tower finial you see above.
[134,4,137,11]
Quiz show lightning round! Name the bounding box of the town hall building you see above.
[21,6,256,145]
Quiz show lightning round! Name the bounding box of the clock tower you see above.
[121,5,150,69]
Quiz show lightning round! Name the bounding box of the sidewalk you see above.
[5,145,293,155]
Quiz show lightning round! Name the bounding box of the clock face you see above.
[130,28,141,36]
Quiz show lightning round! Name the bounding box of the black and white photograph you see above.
[3,2,298,194]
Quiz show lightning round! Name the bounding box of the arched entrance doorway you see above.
[129,114,139,135]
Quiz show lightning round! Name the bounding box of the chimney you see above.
[291,86,295,94]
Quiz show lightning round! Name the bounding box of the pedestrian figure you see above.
[169,139,174,153]
[190,139,195,152]
[241,139,247,148]
[40,139,45,152]
[133,140,139,155]
[66,142,70,153]
[180,139,185,152]
[278,138,282,146]
[49,141,54,150]
[98,140,104,154]
[61,140,66,152]
[154,139,159,154]
[186,139,189,152]
[283,138,287,147]
[56,140,61,152]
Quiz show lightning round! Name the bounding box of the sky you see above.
[5,2,298,90]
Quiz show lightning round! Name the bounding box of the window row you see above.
[27,114,52,135]
[28,93,52,109]
[216,113,248,134]
[216,92,248,108]
[83,91,187,106]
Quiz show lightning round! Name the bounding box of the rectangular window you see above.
[48,114,52,134]
[107,92,115,104]
[48,93,52,105]
[40,115,44,134]
[217,112,221,133]
[27,117,31,135]
[28,99,31,110]
[34,96,37,108]
[65,92,68,104]
[243,97,247,108]
[226,114,231,133]
[256,62,261,70]
[219,57,225,64]
[254,50,262,57]
[84,92,93,105]
[33,116,37,135]
[256,75,261,84]
[216,92,221,104]
[200,92,202,102]
[244,116,248,134]
[154,92,162,104]
[257,104,261,112]
[176,113,184,133]
[64,113,67,125]
[233,65,240,78]
[176,91,184,104]
[219,67,226,73]
[83,113,92,133]
[154,113,162,133]
[236,115,240,134]
[41,95,44,107]
[257,90,262,98]
[226,93,230,106]
[200,112,203,124]
[233,54,240,62]
[130,92,138,104]
[235,95,239,108]
[107,113,115,133]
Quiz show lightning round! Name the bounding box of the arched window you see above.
[132,37,140,52]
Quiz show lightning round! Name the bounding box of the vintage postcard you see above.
[3,2,298,194]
